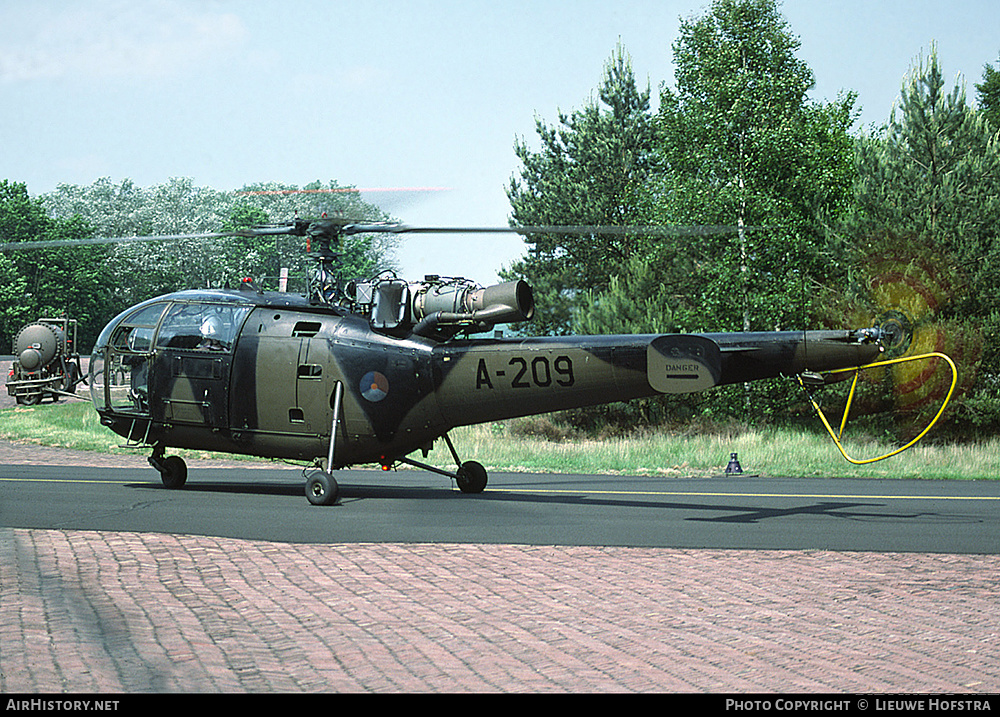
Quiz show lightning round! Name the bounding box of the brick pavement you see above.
[2,528,998,693]
[1,440,998,693]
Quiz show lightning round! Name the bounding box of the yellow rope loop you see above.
[798,352,958,465]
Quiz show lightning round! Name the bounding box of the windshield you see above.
[89,300,169,411]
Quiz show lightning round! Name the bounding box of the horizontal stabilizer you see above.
[647,335,722,394]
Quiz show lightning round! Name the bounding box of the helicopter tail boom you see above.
[708,329,884,385]
[432,329,882,429]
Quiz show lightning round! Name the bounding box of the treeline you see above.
[2,0,998,439]
[0,178,395,352]
[503,0,1000,437]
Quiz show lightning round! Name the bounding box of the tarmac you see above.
[2,442,999,694]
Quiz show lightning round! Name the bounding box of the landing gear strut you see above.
[397,433,488,494]
[305,381,343,506]
[149,446,187,489]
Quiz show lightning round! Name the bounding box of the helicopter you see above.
[1,216,955,505]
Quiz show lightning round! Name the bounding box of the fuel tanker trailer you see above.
[6,317,84,405]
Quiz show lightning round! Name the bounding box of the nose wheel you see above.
[148,447,187,489]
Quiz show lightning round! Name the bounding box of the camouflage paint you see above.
[92,289,882,469]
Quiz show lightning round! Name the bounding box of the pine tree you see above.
[843,46,1000,433]
[852,47,998,239]
[975,55,1000,130]
[504,43,657,335]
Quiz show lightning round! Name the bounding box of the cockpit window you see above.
[155,303,250,352]
[124,303,168,328]
[112,325,154,352]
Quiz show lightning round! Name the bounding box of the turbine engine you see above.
[353,276,535,338]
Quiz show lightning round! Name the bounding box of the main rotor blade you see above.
[344,224,751,236]
[0,222,755,252]
[235,186,451,196]
[0,231,249,252]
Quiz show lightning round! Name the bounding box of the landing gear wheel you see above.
[306,471,339,506]
[455,460,488,494]
[160,455,187,489]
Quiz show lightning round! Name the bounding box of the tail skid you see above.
[798,352,959,464]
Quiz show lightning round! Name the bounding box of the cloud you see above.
[0,0,248,84]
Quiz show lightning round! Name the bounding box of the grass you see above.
[421,421,1000,480]
[0,401,258,463]
[1,400,997,480]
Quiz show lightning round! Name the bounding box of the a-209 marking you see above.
[476,355,575,389]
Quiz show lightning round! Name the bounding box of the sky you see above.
[2,0,998,286]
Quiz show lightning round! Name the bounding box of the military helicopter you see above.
[1,216,956,505]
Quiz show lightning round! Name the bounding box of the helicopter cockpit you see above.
[90,292,254,417]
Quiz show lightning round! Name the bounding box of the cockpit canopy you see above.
[90,291,255,411]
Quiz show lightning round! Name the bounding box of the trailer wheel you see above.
[63,364,80,394]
